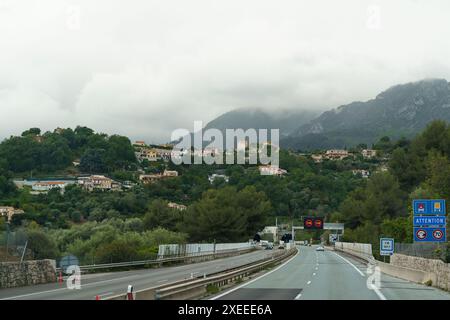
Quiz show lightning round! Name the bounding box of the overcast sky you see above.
[1,0,450,143]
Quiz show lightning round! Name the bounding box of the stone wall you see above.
[0,259,56,288]
[391,253,450,291]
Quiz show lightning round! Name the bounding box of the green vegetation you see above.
[0,126,136,175]
[340,120,450,258]
[1,121,449,263]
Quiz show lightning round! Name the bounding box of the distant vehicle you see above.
[260,240,269,247]
[265,243,273,250]
[316,246,325,251]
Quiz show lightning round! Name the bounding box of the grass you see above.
[206,284,220,294]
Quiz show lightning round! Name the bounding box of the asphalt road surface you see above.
[0,249,278,300]
[211,246,450,300]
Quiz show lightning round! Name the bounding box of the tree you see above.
[421,120,448,152]
[143,199,181,231]
[425,151,450,200]
[105,135,137,168]
[182,187,271,242]
[80,148,107,173]
[21,128,41,137]
[27,229,59,259]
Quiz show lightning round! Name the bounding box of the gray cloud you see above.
[1,0,450,143]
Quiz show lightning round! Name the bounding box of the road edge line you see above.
[332,251,365,277]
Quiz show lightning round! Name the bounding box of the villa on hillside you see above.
[324,149,350,160]
[361,149,377,159]
[77,175,121,191]
[167,202,187,211]
[32,181,68,193]
[0,207,24,222]
[311,154,323,163]
[259,165,288,176]
[139,170,179,184]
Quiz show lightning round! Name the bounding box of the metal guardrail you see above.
[56,248,255,273]
[105,247,297,300]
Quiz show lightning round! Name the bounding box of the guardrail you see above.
[56,247,255,274]
[105,248,297,300]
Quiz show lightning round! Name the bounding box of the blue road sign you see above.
[413,216,446,227]
[414,227,446,243]
[413,199,446,215]
[380,238,394,256]
[430,200,446,215]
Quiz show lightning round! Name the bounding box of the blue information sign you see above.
[414,227,446,242]
[380,238,394,256]
[413,199,446,215]
[413,216,446,227]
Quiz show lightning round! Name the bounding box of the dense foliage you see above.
[0,126,136,175]
[1,122,449,262]
[340,121,450,257]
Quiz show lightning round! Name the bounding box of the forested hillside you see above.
[1,121,449,263]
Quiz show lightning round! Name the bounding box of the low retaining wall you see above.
[0,259,56,288]
[334,243,445,288]
[391,253,450,291]
[334,242,375,262]
[377,260,436,285]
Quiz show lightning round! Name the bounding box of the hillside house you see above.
[0,207,24,222]
[259,165,288,176]
[324,149,350,160]
[362,149,377,159]
[168,202,187,211]
[78,175,120,191]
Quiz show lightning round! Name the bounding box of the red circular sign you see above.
[314,219,323,228]
[416,229,427,240]
[433,229,444,240]
[305,219,313,227]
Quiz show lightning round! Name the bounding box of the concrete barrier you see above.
[391,254,449,290]
[334,242,375,263]
[377,260,436,285]
[333,242,438,286]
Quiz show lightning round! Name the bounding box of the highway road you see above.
[211,246,450,300]
[0,249,277,300]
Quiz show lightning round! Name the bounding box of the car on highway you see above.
[265,243,274,250]
[316,246,325,251]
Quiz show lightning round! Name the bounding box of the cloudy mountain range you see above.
[205,79,450,150]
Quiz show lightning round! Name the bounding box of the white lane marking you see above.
[307,280,311,285]
[315,267,318,270]
[97,291,114,297]
[157,279,168,283]
[294,293,302,300]
[368,284,387,300]
[313,273,316,276]
[210,249,300,300]
[332,252,365,277]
